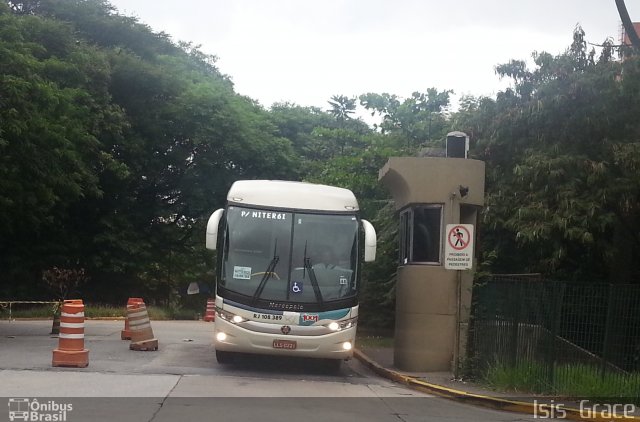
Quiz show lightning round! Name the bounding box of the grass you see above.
[554,364,640,399]
[1,304,58,318]
[482,360,640,401]
[482,360,550,394]
[0,303,200,320]
[356,329,394,349]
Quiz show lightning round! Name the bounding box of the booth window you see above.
[399,205,442,265]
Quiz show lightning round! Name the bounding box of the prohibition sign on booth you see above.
[444,224,474,270]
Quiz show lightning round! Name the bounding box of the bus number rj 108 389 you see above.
[253,313,283,321]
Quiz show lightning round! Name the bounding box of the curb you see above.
[353,349,640,422]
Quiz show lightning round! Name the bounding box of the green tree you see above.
[0,7,130,297]
[455,27,640,282]
[327,94,356,124]
[268,102,334,173]
[360,88,452,147]
[0,0,298,302]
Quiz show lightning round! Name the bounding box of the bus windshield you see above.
[220,206,359,307]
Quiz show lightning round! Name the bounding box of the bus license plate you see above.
[273,339,297,350]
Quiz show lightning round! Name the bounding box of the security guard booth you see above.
[378,153,485,372]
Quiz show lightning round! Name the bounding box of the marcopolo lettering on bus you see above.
[240,210,287,220]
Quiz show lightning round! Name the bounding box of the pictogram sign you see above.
[444,224,474,270]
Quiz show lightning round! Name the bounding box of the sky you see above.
[107,0,638,112]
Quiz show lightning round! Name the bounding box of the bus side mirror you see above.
[361,219,377,262]
[205,208,224,250]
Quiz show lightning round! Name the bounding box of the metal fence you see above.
[468,275,640,400]
[0,301,60,320]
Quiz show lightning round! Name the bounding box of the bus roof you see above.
[227,180,360,212]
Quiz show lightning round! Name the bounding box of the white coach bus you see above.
[205,180,376,369]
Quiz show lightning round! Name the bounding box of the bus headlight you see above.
[325,317,357,332]
[216,332,227,342]
[216,308,246,324]
[342,341,353,351]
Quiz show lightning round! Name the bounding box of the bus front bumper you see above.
[214,318,355,360]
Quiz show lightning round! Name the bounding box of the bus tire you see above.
[216,350,235,364]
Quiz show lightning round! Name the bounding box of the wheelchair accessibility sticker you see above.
[291,281,303,294]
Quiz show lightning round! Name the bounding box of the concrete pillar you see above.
[379,156,485,372]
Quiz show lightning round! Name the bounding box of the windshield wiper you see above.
[303,241,324,305]
[252,239,279,306]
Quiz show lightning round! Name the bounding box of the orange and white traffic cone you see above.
[121,297,144,340]
[128,301,158,351]
[52,299,89,367]
[203,298,215,322]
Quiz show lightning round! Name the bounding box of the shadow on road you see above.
[217,353,346,376]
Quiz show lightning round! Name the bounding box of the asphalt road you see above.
[0,320,559,421]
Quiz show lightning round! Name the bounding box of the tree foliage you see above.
[455,27,640,282]
[360,88,452,147]
[0,0,297,303]
[4,1,639,331]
